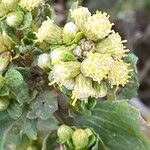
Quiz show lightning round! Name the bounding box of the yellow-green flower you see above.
[72,74,94,105]
[96,32,129,59]
[1,0,18,12]
[51,62,81,86]
[0,31,12,54]
[71,7,91,30]
[63,22,78,44]
[83,11,113,41]
[36,18,62,44]
[81,53,114,83]
[108,60,132,87]
[19,0,42,11]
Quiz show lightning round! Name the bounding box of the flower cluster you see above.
[37,7,132,105]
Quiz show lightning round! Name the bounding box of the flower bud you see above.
[72,74,94,105]
[36,18,62,44]
[19,0,43,11]
[37,53,51,70]
[51,62,81,85]
[83,11,113,41]
[72,129,89,149]
[6,11,24,28]
[63,79,75,90]
[81,53,114,83]
[93,81,107,98]
[0,75,5,89]
[50,46,76,65]
[71,7,91,30]
[63,22,78,44]
[0,98,10,111]
[1,0,18,12]
[57,125,74,143]
[0,52,10,74]
[108,60,132,87]
[96,32,129,59]
[0,31,12,53]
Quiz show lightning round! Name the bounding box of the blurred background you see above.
[50,0,150,121]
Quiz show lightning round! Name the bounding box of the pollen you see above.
[83,11,113,41]
[108,60,132,87]
[81,53,114,83]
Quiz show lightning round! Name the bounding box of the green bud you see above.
[0,52,10,74]
[6,11,24,28]
[1,0,18,12]
[72,129,89,149]
[0,75,5,89]
[63,22,78,44]
[0,98,10,111]
[37,53,51,70]
[50,46,77,65]
[57,125,74,143]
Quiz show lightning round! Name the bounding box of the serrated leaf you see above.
[118,53,139,99]
[27,90,58,119]
[0,111,15,149]
[23,118,38,140]
[5,69,29,105]
[7,101,23,120]
[77,101,150,150]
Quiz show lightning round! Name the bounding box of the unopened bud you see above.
[63,22,78,44]
[37,53,51,70]
[0,52,10,74]
[57,125,74,143]
[50,46,77,65]
[6,11,24,28]
[72,129,89,149]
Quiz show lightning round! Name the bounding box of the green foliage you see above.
[0,0,149,149]
[76,100,150,150]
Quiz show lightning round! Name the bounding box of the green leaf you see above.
[118,53,139,99]
[23,118,38,140]
[76,101,150,150]
[27,90,58,119]
[5,69,29,105]
[7,101,23,119]
[20,12,32,30]
[0,111,15,149]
